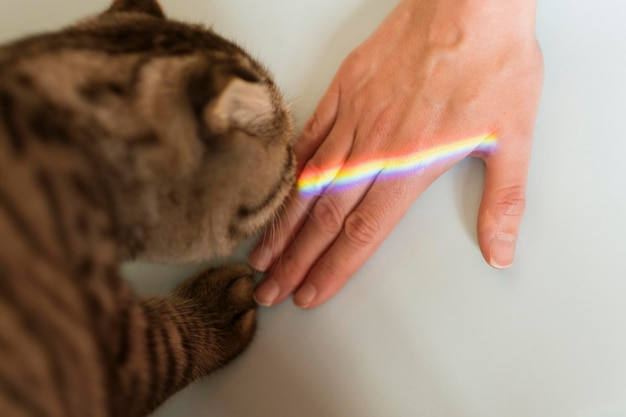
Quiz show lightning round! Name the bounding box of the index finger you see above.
[292,81,340,172]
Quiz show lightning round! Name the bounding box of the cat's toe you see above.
[174,264,258,361]
[226,271,256,309]
[220,268,257,342]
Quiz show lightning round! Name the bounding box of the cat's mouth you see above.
[228,149,296,241]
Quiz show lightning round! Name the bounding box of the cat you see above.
[0,0,296,416]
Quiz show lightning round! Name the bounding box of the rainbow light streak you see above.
[298,134,498,196]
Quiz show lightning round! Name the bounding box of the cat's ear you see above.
[187,66,277,137]
[207,77,275,136]
[107,0,165,18]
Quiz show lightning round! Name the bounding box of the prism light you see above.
[298,133,497,196]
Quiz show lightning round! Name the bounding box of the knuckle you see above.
[298,158,334,195]
[344,209,379,246]
[493,186,526,216]
[311,196,345,234]
[351,90,367,112]
[301,112,323,143]
[340,51,367,80]
[316,258,343,282]
[300,157,325,178]
[370,109,394,139]
[300,158,327,182]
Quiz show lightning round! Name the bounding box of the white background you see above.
[2,1,625,416]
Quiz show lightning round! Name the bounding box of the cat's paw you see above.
[174,264,257,367]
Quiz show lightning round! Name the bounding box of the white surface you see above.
[2,1,626,416]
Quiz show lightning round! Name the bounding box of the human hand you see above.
[250,0,544,309]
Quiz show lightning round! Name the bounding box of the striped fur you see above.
[0,1,296,416]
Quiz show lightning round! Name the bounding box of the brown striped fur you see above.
[0,1,296,416]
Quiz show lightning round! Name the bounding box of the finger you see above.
[249,115,355,273]
[291,132,486,309]
[293,80,341,173]
[292,177,427,309]
[292,162,450,309]
[256,174,377,307]
[253,112,406,305]
[477,133,532,269]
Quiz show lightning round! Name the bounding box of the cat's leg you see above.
[112,264,257,417]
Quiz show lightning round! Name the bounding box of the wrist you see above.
[399,0,538,45]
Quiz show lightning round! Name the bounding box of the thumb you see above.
[477,138,531,269]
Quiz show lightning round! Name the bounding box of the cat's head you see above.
[49,0,297,261]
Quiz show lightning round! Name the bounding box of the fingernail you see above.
[489,233,516,269]
[294,283,317,309]
[254,279,279,307]
[249,247,273,272]
[251,269,265,283]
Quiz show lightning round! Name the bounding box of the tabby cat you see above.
[0,0,296,416]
